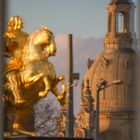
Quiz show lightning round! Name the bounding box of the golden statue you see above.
[3,16,66,136]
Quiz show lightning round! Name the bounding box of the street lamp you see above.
[94,79,123,140]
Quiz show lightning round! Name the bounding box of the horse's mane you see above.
[28,26,53,46]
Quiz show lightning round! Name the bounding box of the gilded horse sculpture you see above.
[4,16,66,104]
[4,16,66,136]
[21,26,65,99]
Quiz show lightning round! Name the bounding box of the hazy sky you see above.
[6,0,115,38]
[5,0,138,114]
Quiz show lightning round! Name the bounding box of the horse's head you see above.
[31,26,57,57]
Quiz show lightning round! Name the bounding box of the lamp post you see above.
[94,79,123,140]
[65,34,79,137]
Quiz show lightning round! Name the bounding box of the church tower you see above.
[104,0,136,49]
[80,0,137,140]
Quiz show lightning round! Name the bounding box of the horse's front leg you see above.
[22,73,44,88]
[38,77,51,97]
[51,76,66,104]
[51,86,66,103]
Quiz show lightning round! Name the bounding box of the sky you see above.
[5,0,138,115]
[6,0,111,38]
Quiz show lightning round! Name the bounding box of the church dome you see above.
[83,47,136,132]
[81,0,137,139]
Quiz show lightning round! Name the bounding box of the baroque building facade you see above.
[76,0,137,140]
[74,80,95,138]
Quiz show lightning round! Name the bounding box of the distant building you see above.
[76,0,137,140]
[74,80,95,138]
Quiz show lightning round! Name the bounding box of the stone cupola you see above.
[104,0,136,49]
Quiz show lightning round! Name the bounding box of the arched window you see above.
[116,12,125,33]
[108,13,112,33]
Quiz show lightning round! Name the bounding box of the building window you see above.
[108,13,112,33]
[116,12,125,33]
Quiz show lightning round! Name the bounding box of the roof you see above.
[110,0,131,5]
